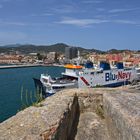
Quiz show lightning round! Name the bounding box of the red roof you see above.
[106,54,122,62]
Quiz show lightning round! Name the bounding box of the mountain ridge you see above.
[0,43,139,54]
[0,43,105,54]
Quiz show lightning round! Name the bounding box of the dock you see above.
[0,64,43,69]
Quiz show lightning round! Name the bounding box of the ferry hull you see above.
[103,81,130,87]
[78,68,137,88]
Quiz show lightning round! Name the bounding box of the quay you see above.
[0,64,43,69]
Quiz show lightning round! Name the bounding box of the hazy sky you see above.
[0,0,140,50]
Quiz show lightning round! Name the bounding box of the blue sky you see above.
[0,0,140,50]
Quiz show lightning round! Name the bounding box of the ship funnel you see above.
[85,61,94,68]
[100,61,110,70]
[116,62,124,69]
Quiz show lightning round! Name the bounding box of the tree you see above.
[37,53,43,60]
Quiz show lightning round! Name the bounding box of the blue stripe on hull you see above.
[103,81,130,87]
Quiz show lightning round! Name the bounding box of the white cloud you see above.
[30,13,53,17]
[57,18,108,26]
[51,5,78,14]
[96,8,105,12]
[57,17,139,27]
[41,13,53,16]
[113,20,137,25]
[0,21,28,26]
[109,8,139,13]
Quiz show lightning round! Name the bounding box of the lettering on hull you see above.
[105,71,131,81]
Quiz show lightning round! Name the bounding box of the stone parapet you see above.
[104,89,140,140]
[0,88,139,140]
[0,90,79,140]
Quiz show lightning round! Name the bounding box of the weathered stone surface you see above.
[0,88,139,140]
[104,89,140,140]
[75,112,110,140]
[75,88,110,140]
[0,90,80,140]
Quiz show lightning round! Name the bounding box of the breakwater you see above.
[0,88,139,140]
[0,64,43,69]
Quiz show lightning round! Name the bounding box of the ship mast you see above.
[77,50,80,66]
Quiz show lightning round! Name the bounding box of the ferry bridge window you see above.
[97,71,103,74]
[43,78,48,83]
[91,72,94,75]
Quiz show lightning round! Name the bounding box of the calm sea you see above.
[0,66,64,123]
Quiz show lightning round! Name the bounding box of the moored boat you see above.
[33,61,137,96]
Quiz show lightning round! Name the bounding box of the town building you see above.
[106,54,123,65]
[0,55,23,64]
[65,47,78,60]
[89,53,107,64]
[46,52,58,63]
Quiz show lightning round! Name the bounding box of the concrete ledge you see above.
[103,90,140,140]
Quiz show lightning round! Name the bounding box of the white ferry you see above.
[33,61,137,96]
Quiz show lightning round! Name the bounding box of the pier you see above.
[0,64,43,69]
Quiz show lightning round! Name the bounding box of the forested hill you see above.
[0,43,139,54]
[0,43,105,54]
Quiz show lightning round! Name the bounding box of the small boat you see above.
[33,61,137,96]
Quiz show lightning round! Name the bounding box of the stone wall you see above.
[0,90,80,140]
[0,88,140,140]
[103,89,140,140]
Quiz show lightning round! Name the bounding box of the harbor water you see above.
[0,66,64,123]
